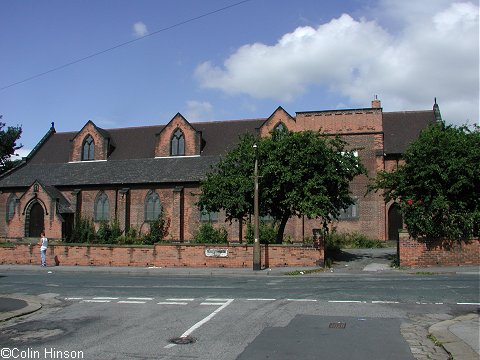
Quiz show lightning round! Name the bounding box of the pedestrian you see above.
[39,231,48,267]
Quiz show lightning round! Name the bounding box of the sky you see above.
[1,0,478,157]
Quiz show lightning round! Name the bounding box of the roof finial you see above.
[51,121,55,130]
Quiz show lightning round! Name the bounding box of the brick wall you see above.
[399,231,480,267]
[0,243,324,268]
[70,122,109,162]
[155,114,201,157]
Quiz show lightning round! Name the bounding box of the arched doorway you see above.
[28,202,44,237]
[388,203,403,241]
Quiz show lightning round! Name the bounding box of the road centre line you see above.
[128,297,154,301]
[328,300,367,303]
[457,302,480,305]
[93,297,119,300]
[118,301,146,304]
[165,299,234,349]
[371,301,400,304]
[158,301,188,305]
[247,298,276,301]
[65,297,83,300]
[82,300,110,303]
[287,299,318,302]
[166,298,194,301]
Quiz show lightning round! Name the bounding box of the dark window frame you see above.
[82,135,95,161]
[94,192,110,222]
[6,194,17,222]
[145,191,162,222]
[170,128,185,156]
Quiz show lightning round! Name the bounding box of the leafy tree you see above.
[198,133,256,240]
[0,118,23,175]
[371,122,480,240]
[198,130,366,243]
[260,131,366,243]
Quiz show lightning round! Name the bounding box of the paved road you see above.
[0,269,478,359]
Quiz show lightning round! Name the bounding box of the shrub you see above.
[96,219,123,244]
[67,217,96,244]
[245,221,278,244]
[192,223,228,244]
[325,231,385,251]
[142,214,170,245]
[117,227,139,245]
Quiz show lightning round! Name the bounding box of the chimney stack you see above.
[371,95,381,108]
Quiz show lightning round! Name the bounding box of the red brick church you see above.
[0,98,440,242]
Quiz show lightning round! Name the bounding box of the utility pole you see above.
[253,143,261,270]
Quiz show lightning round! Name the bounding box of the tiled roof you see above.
[0,110,435,189]
[0,156,221,188]
[383,111,436,154]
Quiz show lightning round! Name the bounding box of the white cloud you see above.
[194,1,479,125]
[11,148,32,160]
[185,100,213,121]
[133,21,149,37]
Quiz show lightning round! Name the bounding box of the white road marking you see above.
[128,297,154,301]
[118,301,146,304]
[165,299,234,349]
[457,302,480,305]
[181,299,233,337]
[166,298,194,301]
[93,297,119,300]
[201,302,226,306]
[371,301,400,304]
[287,299,318,302]
[65,297,83,300]
[82,300,111,303]
[247,298,276,301]
[157,301,188,305]
[328,300,366,303]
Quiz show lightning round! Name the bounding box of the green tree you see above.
[198,130,366,243]
[198,133,256,239]
[0,118,23,175]
[260,131,366,243]
[371,122,480,239]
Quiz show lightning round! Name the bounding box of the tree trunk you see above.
[276,212,290,244]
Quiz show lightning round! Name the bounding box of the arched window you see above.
[94,192,109,221]
[145,191,161,221]
[82,135,95,161]
[170,128,185,156]
[6,194,17,222]
[274,122,287,132]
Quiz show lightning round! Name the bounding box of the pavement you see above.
[0,262,479,360]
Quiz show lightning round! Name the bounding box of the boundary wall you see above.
[399,231,479,267]
[0,242,324,268]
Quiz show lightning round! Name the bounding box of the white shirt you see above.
[40,237,48,251]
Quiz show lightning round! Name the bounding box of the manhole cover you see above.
[169,336,197,345]
[329,322,346,329]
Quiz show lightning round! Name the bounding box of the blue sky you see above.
[1,0,478,156]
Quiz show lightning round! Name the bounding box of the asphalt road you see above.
[0,270,478,360]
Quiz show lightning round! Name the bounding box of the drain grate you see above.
[329,322,346,329]
[169,336,197,345]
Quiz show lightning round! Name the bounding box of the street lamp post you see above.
[253,143,261,270]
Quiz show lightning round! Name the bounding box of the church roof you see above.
[0,108,435,189]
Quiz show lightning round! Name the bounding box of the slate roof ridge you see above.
[191,117,267,125]
[384,109,433,114]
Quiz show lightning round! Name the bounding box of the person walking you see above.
[39,231,48,267]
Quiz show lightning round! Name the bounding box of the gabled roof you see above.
[383,110,436,154]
